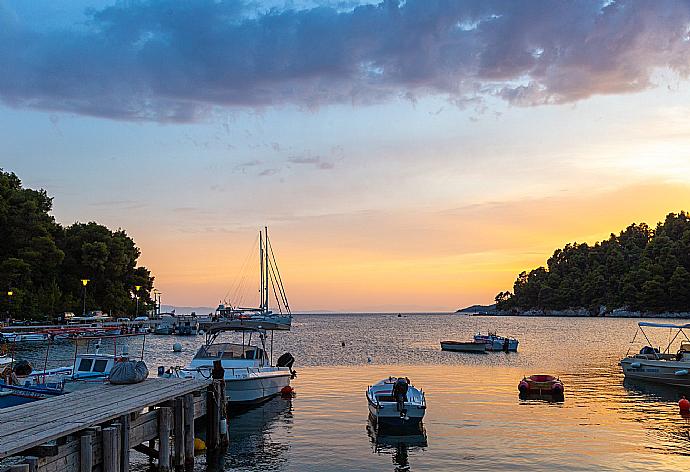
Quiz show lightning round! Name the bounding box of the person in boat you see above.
[392,377,409,417]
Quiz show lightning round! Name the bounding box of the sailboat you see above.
[214,227,292,329]
[162,228,295,406]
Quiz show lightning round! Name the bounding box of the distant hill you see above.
[456,304,497,314]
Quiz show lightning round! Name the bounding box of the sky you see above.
[2,0,690,311]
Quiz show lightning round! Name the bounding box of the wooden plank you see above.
[0,379,210,459]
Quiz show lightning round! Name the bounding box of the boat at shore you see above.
[474,332,519,352]
[440,340,487,353]
[621,322,690,387]
[160,228,295,406]
[0,333,146,407]
[367,377,426,429]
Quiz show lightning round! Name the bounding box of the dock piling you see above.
[80,432,93,472]
[158,407,172,472]
[119,414,130,472]
[102,425,120,472]
[183,394,195,469]
[173,397,185,468]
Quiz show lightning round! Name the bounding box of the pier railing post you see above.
[173,397,185,469]
[80,431,94,472]
[158,406,173,472]
[183,394,195,469]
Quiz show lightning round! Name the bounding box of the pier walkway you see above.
[0,377,228,472]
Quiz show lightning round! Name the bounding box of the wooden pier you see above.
[0,377,229,472]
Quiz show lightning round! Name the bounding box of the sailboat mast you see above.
[265,226,270,312]
[259,230,265,311]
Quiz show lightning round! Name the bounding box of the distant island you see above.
[456,304,497,314]
[491,212,690,317]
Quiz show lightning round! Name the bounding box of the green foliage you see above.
[0,169,154,319]
[496,212,690,314]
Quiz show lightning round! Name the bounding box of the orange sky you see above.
[135,180,690,312]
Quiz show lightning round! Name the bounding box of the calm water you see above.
[13,314,690,471]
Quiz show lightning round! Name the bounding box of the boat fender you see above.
[518,379,529,392]
[680,396,690,413]
[552,382,564,393]
[194,437,206,452]
[281,385,295,397]
[630,362,641,369]
[675,369,689,376]
[13,360,32,376]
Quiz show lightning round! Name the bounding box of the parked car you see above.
[134,316,149,322]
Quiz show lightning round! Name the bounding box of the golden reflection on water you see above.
[15,314,690,471]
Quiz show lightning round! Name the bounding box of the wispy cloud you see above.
[287,154,335,170]
[2,1,690,122]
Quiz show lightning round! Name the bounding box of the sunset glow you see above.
[3,0,690,311]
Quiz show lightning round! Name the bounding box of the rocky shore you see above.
[493,308,690,318]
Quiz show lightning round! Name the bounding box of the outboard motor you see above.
[277,352,296,378]
[277,352,295,369]
[13,360,32,376]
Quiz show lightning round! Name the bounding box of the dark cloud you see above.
[2,0,690,122]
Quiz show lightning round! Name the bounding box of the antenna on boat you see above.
[265,226,270,313]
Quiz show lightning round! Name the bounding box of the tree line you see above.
[496,212,690,314]
[0,170,154,320]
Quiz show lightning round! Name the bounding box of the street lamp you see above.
[135,285,142,317]
[7,291,13,321]
[81,279,90,316]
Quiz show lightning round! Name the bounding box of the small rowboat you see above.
[518,375,564,396]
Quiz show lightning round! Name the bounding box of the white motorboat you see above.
[167,333,294,405]
[367,377,426,429]
[621,322,690,387]
[474,332,519,351]
[161,227,295,406]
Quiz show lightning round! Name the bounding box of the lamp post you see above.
[7,290,13,322]
[152,289,160,316]
[135,285,142,317]
[81,279,89,316]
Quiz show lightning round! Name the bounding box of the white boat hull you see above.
[621,357,690,387]
[180,366,292,405]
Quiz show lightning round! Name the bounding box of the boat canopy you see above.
[638,322,690,329]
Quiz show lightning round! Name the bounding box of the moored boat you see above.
[160,227,295,407]
[518,375,564,397]
[367,377,426,429]
[440,340,487,353]
[474,332,519,352]
[620,322,690,387]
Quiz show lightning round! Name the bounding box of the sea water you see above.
[13,314,690,471]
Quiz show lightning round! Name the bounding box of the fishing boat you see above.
[161,228,295,406]
[367,377,426,429]
[474,332,519,352]
[440,340,487,353]
[0,333,146,407]
[620,322,690,387]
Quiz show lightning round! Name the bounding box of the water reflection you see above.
[367,419,427,472]
[623,378,690,403]
[212,397,293,472]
